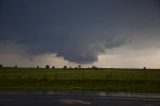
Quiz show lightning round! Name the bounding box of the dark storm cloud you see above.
[0,0,160,63]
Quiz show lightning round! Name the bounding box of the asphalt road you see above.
[0,91,160,106]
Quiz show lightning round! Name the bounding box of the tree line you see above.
[0,64,102,70]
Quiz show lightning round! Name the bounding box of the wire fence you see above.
[0,67,160,81]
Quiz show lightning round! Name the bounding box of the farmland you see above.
[0,67,160,92]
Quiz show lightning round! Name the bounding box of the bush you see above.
[45,65,50,69]
[0,64,2,68]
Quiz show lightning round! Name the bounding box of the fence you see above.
[0,67,160,81]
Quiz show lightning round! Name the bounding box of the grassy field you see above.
[0,67,160,92]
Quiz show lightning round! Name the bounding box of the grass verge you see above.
[0,79,160,93]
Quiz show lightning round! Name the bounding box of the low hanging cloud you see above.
[0,0,160,64]
[0,41,77,67]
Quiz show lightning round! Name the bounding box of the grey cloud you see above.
[0,0,160,64]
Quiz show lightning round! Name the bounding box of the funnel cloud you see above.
[0,0,160,65]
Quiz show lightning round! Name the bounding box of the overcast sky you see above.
[0,0,160,68]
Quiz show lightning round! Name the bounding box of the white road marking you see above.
[59,98,92,105]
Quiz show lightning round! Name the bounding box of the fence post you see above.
[106,75,109,81]
[144,67,147,81]
[113,70,116,81]
[43,70,46,80]
[3,67,6,79]
[82,70,84,80]
[28,68,31,79]
[55,70,57,81]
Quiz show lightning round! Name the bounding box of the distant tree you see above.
[0,64,2,68]
[143,67,146,70]
[15,65,18,68]
[91,65,98,69]
[75,67,78,70]
[63,66,67,69]
[52,66,55,69]
[45,65,50,69]
[78,65,81,69]
[37,66,39,69]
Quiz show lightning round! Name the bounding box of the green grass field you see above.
[0,67,160,92]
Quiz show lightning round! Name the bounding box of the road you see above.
[0,91,160,106]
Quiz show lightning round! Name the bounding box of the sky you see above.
[0,0,160,68]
